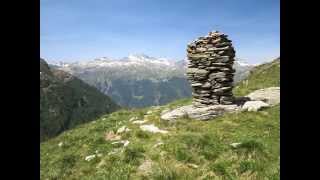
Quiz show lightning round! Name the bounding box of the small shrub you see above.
[239,161,256,173]
[238,140,265,154]
[201,147,219,160]
[267,168,280,180]
[46,168,61,180]
[135,130,150,139]
[185,124,203,132]
[61,154,76,169]
[95,162,133,180]
[149,151,160,161]
[212,163,228,176]
[122,132,132,139]
[175,147,192,162]
[180,133,217,149]
[151,163,178,180]
[210,162,234,179]
[122,145,145,165]
[94,136,107,144]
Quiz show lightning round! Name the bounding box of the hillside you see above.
[233,57,280,96]
[40,58,120,142]
[52,54,254,108]
[40,58,280,179]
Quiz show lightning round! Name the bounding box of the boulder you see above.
[161,104,240,121]
[246,87,280,106]
[161,87,278,121]
[140,124,168,134]
[230,142,242,148]
[85,155,96,161]
[242,101,270,112]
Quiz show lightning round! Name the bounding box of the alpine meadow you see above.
[40,0,280,179]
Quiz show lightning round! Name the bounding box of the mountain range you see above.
[50,54,255,108]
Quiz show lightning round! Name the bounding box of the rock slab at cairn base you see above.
[160,87,280,121]
[161,104,240,121]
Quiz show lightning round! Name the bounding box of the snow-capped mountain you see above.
[52,54,182,79]
[51,54,255,108]
[53,54,175,68]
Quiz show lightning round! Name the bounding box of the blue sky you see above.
[41,0,279,64]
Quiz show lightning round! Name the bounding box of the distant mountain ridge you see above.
[40,58,119,141]
[50,54,184,81]
[51,54,255,108]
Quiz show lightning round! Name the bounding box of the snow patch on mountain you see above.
[51,54,256,82]
[53,54,176,70]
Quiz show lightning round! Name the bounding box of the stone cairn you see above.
[186,31,236,107]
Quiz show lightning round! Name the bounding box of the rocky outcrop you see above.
[161,87,280,121]
[245,87,280,106]
[241,101,270,112]
[186,31,236,107]
[161,104,240,121]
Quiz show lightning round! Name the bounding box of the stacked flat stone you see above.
[186,31,236,107]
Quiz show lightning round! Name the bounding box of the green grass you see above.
[40,103,279,180]
[40,58,280,179]
[233,58,280,96]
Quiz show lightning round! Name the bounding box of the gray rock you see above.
[161,87,277,121]
[209,72,227,79]
[230,142,242,148]
[85,155,96,161]
[207,47,217,51]
[187,68,209,76]
[191,83,202,87]
[216,42,232,47]
[242,101,270,112]
[140,124,168,134]
[187,54,210,59]
[215,77,232,83]
[246,87,280,106]
[161,104,240,121]
[214,56,230,63]
[201,82,211,89]
[196,47,207,52]
[211,63,230,66]
[205,67,221,71]
[213,87,232,93]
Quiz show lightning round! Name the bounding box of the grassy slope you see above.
[233,57,280,96]
[40,59,120,142]
[40,58,280,180]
